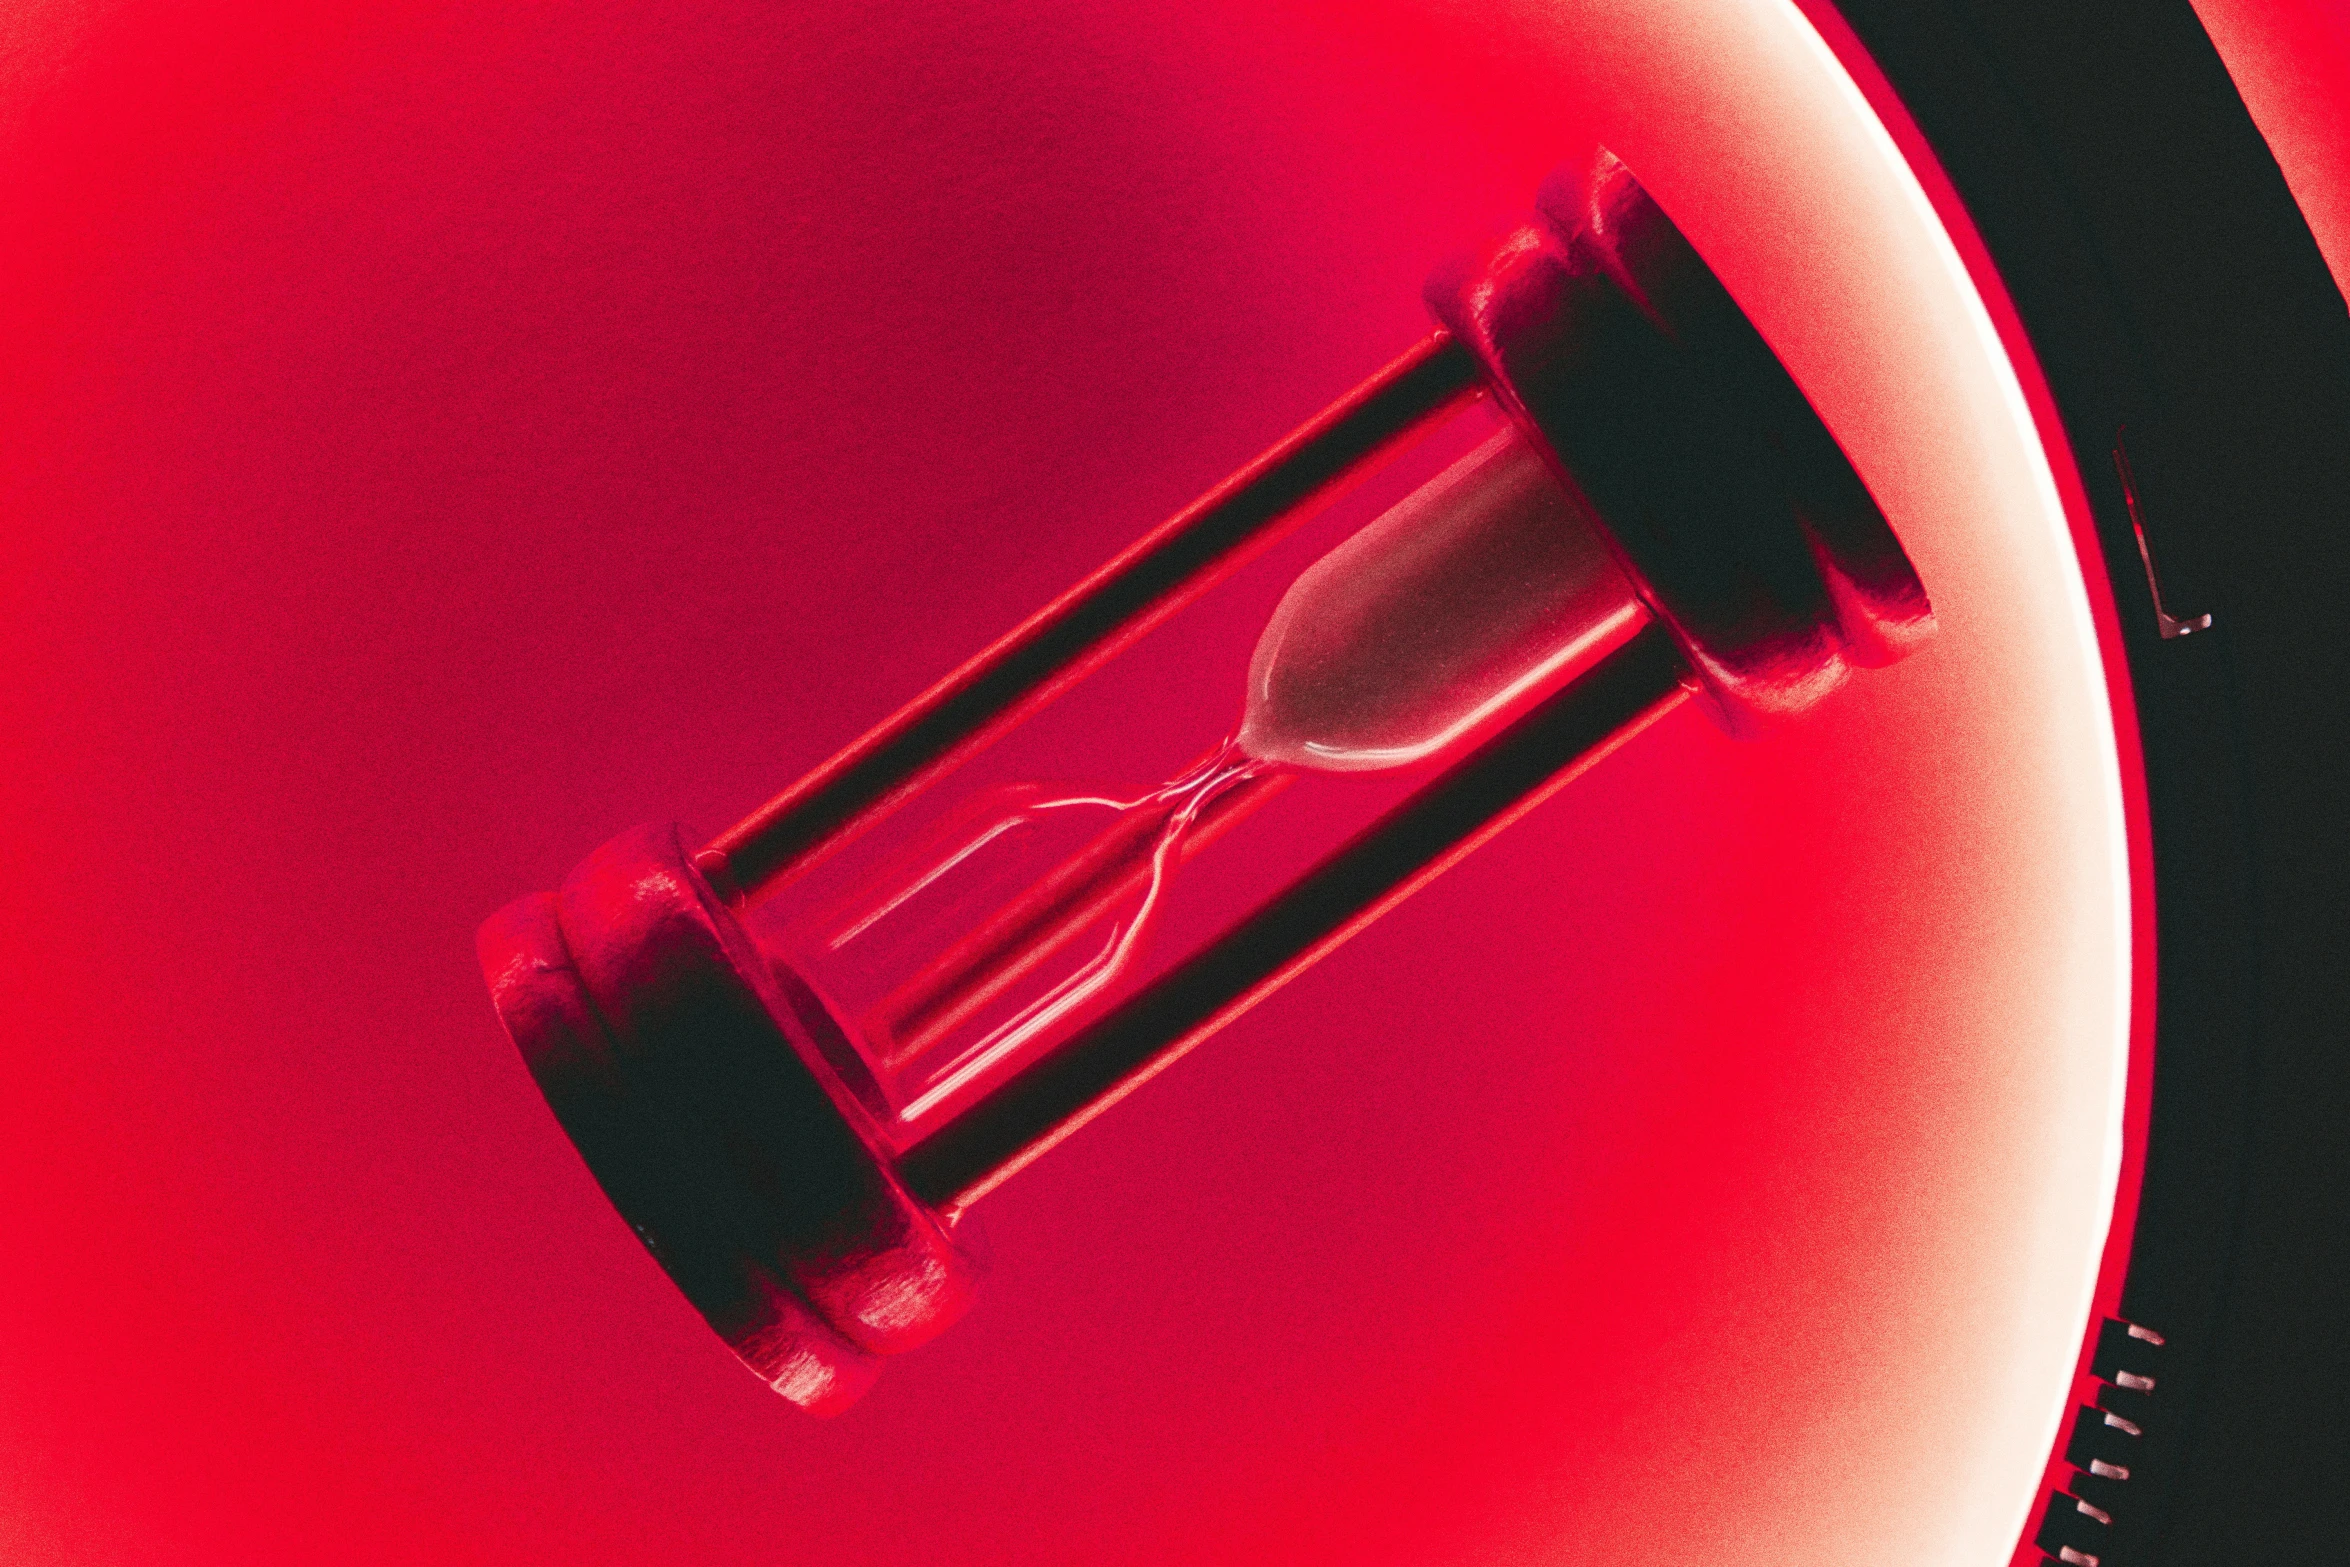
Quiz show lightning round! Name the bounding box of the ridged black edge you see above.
[2033,1317,2168,1565]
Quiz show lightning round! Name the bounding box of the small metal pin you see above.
[2126,1322,2165,1344]
[2114,432,2214,639]
[2114,1370,2155,1392]
[2075,1497,2115,1526]
[2104,1411,2144,1437]
[2089,1459,2130,1480]
[2059,1548,2101,1566]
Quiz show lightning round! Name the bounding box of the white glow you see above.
[1487,0,2136,1560]
[1780,5,2134,1550]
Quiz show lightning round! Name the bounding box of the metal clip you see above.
[2114,432,2215,639]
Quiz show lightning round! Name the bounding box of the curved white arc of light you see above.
[1775,3,2136,1559]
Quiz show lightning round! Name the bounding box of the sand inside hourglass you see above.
[1241,428,1640,769]
[789,425,1643,1120]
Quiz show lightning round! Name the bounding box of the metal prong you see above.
[2114,432,2214,639]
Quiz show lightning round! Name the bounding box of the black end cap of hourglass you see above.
[477,824,977,1413]
[1425,149,1935,735]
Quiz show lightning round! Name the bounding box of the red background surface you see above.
[3,3,2343,1563]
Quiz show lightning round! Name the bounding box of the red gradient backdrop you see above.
[2,3,2343,1564]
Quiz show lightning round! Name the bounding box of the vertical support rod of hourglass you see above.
[697,331,1484,901]
[894,619,1691,1212]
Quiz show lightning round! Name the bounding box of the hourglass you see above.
[478,150,1935,1413]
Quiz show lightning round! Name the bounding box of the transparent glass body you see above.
[753,414,1645,1135]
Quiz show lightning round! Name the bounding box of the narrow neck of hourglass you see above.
[894,620,1692,1213]
[698,332,1484,903]
[870,740,1288,1128]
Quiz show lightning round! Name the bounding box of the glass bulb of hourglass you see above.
[1240,426,1639,771]
[785,421,1644,1123]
